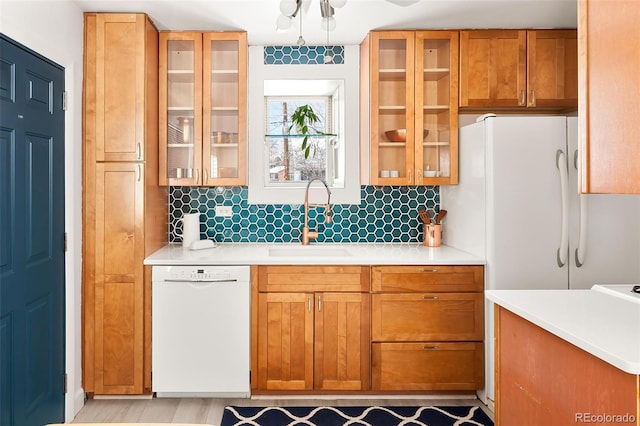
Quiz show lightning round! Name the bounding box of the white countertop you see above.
[144,242,485,266]
[486,289,640,375]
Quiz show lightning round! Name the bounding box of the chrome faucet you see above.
[302,178,332,245]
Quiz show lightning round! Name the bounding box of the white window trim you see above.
[247,45,360,204]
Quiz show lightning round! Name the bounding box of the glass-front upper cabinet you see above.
[368,31,414,185]
[159,32,202,185]
[159,31,247,186]
[202,32,247,185]
[415,31,459,185]
[364,30,458,185]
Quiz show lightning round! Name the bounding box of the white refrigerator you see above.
[440,114,640,405]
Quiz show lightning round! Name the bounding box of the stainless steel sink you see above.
[268,246,351,257]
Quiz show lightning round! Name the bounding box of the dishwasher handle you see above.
[163,278,239,283]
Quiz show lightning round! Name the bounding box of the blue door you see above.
[0,34,65,426]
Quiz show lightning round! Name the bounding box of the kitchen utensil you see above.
[423,223,442,247]
[435,209,447,224]
[418,209,431,224]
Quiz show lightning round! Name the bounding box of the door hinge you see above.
[64,232,67,252]
[62,91,68,111]
[63,373,67,394]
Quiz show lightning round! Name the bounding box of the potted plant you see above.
[289,104,327,159]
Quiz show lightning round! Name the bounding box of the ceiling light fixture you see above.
[324,20,332,63]
[276,0,346,43]
[297,6,306,46]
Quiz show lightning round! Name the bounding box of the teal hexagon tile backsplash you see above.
[264,45,345,65]
[170,186,439,244]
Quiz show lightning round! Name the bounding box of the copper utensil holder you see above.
[423,224,442,247]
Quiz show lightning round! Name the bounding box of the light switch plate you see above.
[215,205,233,217]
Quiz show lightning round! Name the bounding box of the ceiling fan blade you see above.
[385,0,420,6]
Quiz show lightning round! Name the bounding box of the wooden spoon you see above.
[418,209,431,224]
[435,209,447,224]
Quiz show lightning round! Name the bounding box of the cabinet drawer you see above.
[258,266,370,292]
[372,293,483,341]
[372,342,484,391]
[371,265,483,292]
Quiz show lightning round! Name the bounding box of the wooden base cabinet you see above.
[83,13,166,395]
[372,342,483,391]
[370,265,484,392]
[253,266,370,393]
[495,306,639,425]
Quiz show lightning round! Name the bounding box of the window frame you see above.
[263,94,335,188]
[247,45,360,204]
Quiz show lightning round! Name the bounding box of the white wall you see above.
[0,0,85,421]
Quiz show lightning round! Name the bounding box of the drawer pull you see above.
[422,345,439,350]
[420,269,438,273]
[422,295,439,300]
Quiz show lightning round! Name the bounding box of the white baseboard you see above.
[486,398,495,412]
[65,387,86,423]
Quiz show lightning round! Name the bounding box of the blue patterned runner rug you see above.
[221,405,494,426]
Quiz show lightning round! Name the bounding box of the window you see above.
[264,94,341,187]
[247,46,360,204]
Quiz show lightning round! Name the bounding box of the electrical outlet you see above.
[215,205,233,217]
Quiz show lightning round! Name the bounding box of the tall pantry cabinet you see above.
[83,13,166,395]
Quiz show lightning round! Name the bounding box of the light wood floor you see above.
[71,396,494,425]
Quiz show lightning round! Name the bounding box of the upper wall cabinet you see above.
[361,30,459,186]
[459,30,577,110]
[159,31,247,186]
[92,13,152,162]
[579,0,640,194]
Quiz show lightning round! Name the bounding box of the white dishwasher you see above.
[152,265,250,397]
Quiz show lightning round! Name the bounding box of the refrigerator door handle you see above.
[575,194,587,267]
[556,150,569,268]
[572,148,586,267]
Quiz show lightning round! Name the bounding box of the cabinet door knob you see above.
[422,295,439,300]
[204,169,209,185]
[136,142,141,160]
[317,295,322,312]
[308,296,312,313]
[520,90,526,106]
[529,90,536,106]
[420,268,438,273]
